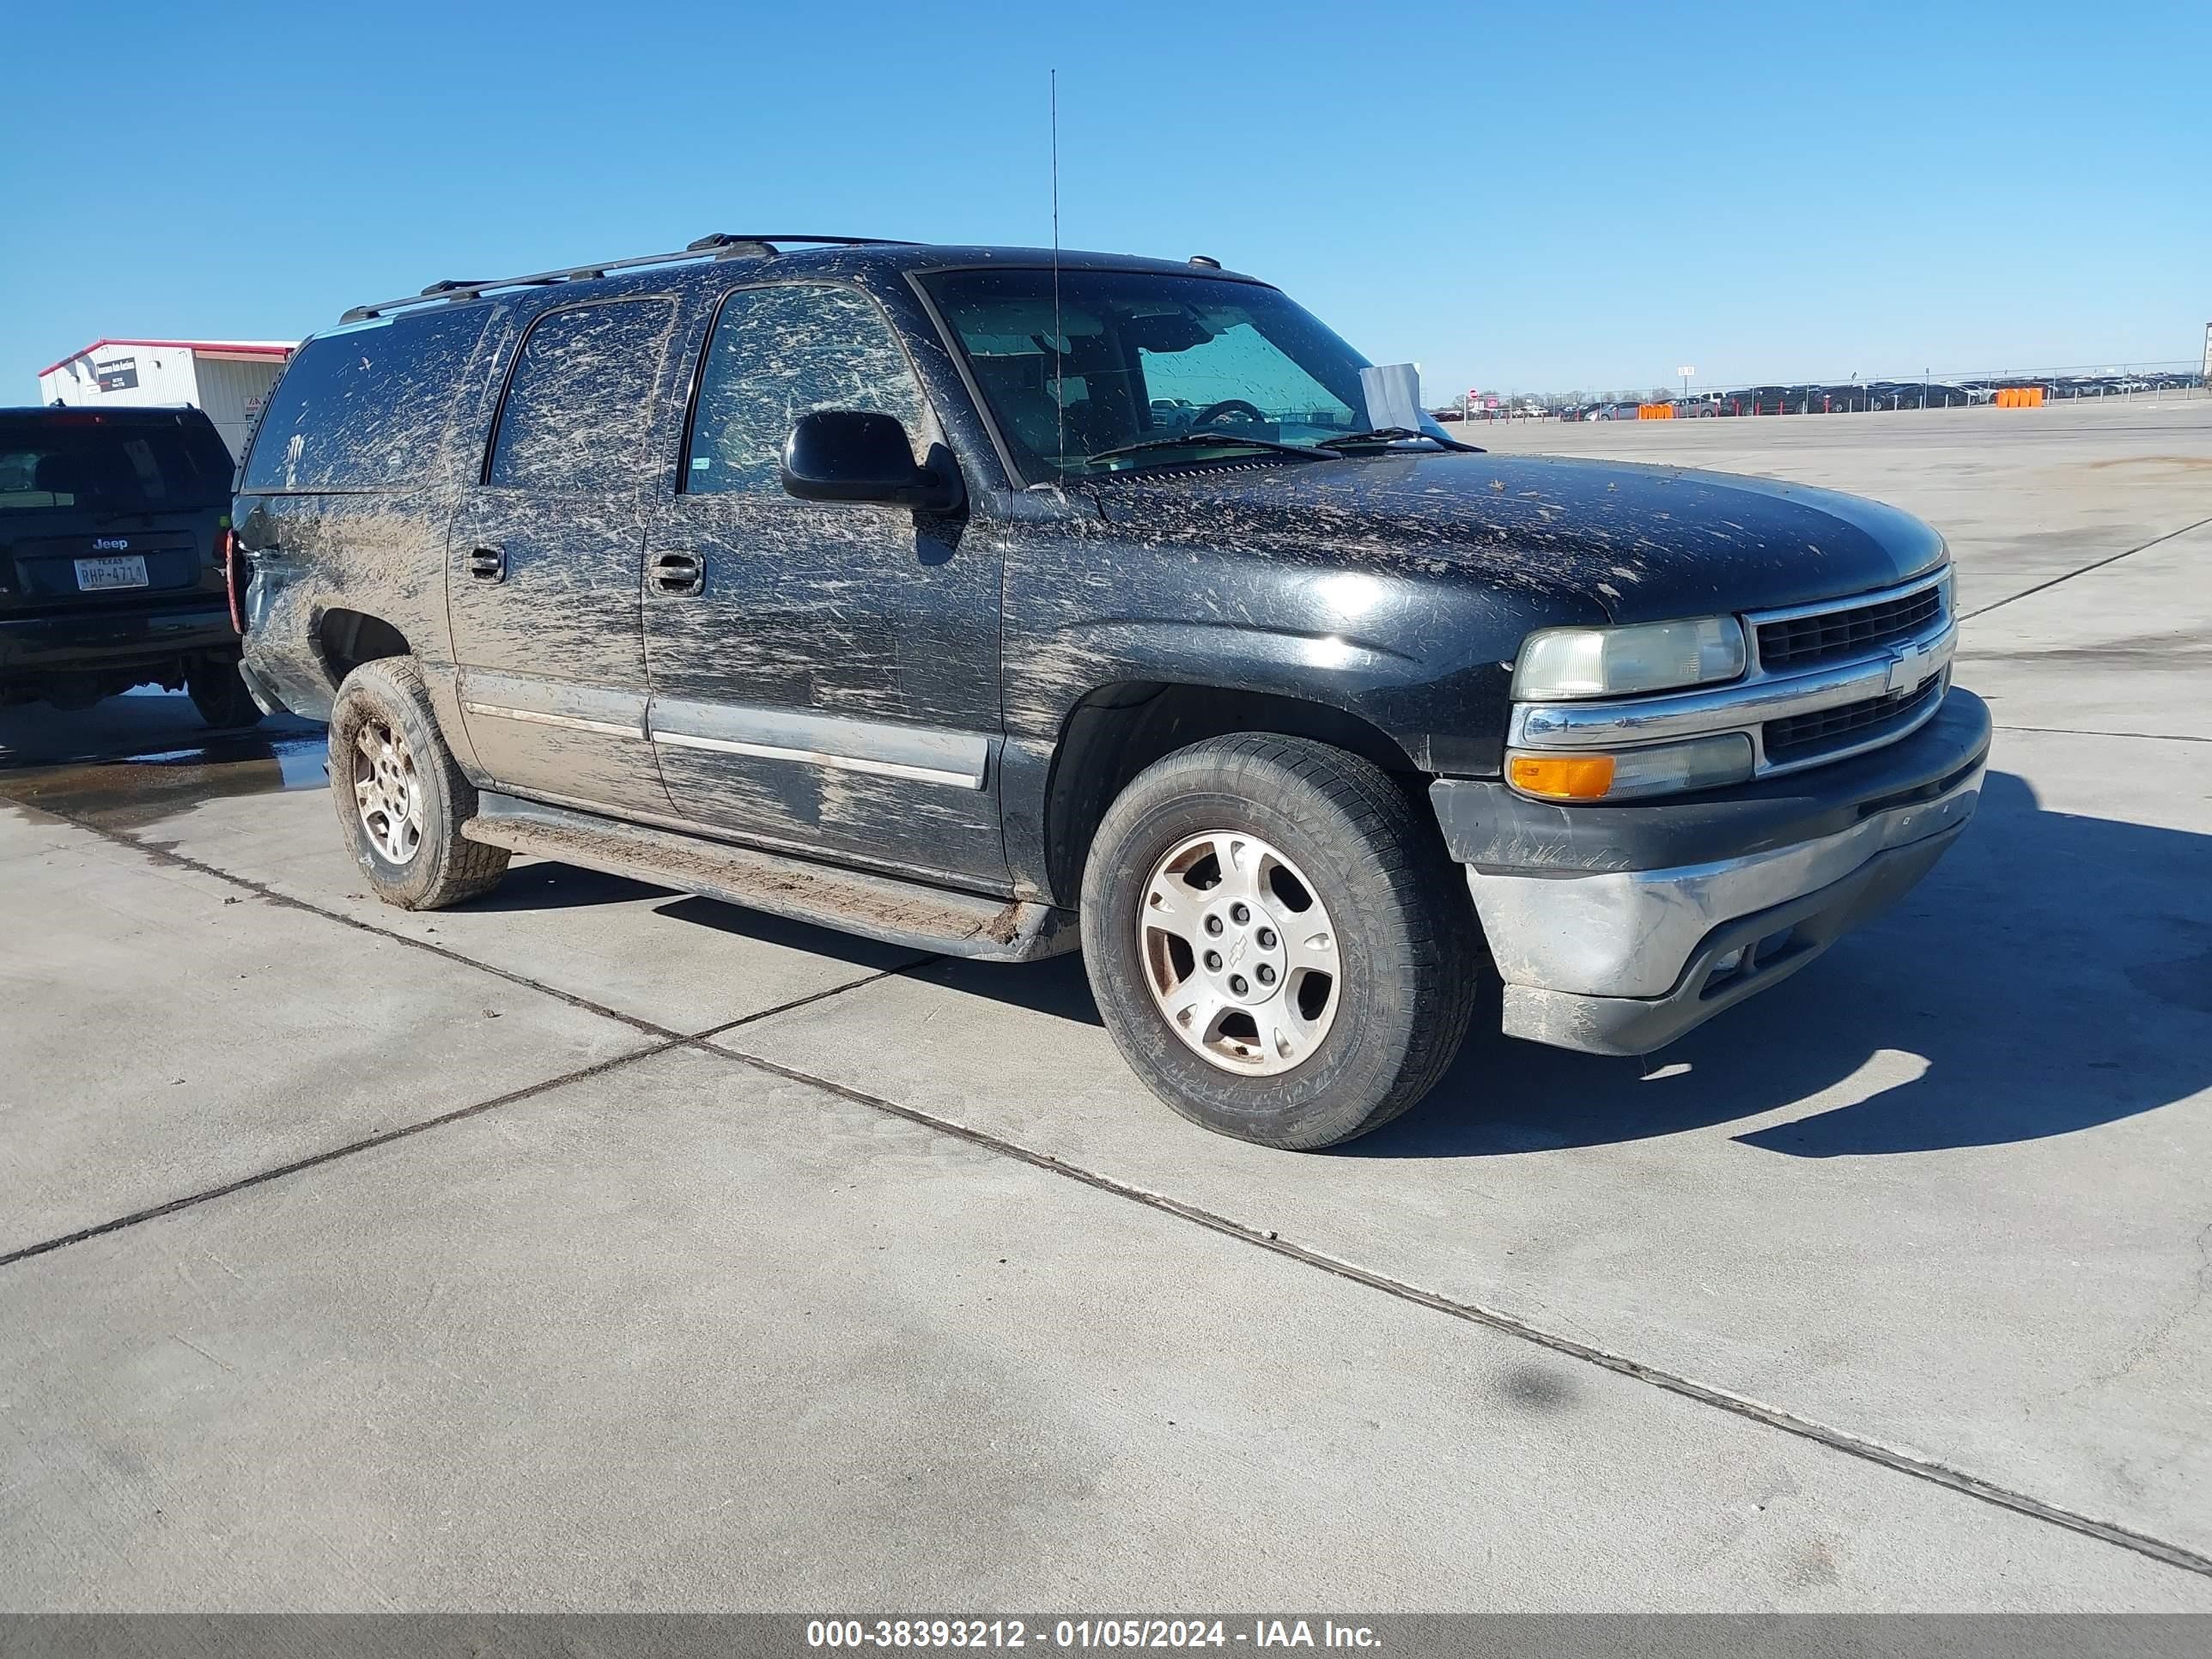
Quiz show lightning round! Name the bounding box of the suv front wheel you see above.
[328,657,509,909]
[1082,734,1478,1150]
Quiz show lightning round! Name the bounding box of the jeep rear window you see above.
[0,421,231,514]
[242,306,493,492]
[921,268,1369,479]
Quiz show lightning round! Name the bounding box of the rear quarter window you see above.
[243,307,494,492]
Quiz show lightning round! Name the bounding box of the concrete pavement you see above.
[3,399,2208,1610]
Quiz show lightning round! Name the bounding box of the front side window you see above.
[488,298,678,491]
[920,268,1416,480]
[685,283,927,495]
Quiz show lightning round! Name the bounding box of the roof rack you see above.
[337,235,918,324]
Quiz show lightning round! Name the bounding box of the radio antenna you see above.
[1051,68,1065,468]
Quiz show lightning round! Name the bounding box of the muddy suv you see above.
[1,406,262,726]
[235,235,1988,1149]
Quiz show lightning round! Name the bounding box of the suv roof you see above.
[337,234,1256,324]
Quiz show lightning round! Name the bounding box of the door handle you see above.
[468,545,507,583]
[652,550,704,597]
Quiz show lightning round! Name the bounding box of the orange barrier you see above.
[1995,386,2046,408]
[1637,403,1674,419]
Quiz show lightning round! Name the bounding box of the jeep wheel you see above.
[1082,734,1478,1150]
[185,658,265,729]
[328,657,508,909]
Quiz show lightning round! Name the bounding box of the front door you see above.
[642,281,1005,886]
[447,295,682,814]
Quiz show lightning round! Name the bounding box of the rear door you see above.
[447,295,683,814]
[641,280,1006,885]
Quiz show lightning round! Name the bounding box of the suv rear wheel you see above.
[328,657,508,909]
[1081,734,1478,1150]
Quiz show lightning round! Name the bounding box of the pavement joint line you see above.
[22,803,683,1040]
[1960,514,2212,620]
[0,957,946,1273]
[19,801,944,1045]
[702,1038,2212,1585]
[0,1038,680,1271]
[1993,724,2212,745]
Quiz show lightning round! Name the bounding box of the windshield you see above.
[921,268,1444,479]
[0,419,232,515]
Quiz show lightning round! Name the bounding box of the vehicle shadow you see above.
[1351,769,2212,1158]
[652,892,936,972]
[901,769,2210,1159]
[0,687,320,771]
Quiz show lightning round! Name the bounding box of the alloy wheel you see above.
[353,718,424,866]
[1138,830,1340,1074]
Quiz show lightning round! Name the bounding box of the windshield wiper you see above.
[1319,427,1483,454]
[1079,432,1335,469]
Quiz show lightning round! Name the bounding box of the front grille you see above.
[1756,581,1943,672]
[1764,672,1944,764]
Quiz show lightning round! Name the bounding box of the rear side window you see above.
[685,283,926,495]
[0,419,232,514]
[486,298,678,492]
[243,307,492,492]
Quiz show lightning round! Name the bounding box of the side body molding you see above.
[457,669,989,791]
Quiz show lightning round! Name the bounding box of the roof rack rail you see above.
[338,235,918,324]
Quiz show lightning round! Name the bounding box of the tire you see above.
[1081,734,1479,1151]
[328,657,508,910]
[186,657,266,728]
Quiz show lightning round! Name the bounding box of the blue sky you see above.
[6,1,2206,399]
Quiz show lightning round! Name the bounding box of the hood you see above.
[1086,450,1947,622]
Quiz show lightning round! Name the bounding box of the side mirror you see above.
[781,410,963,514]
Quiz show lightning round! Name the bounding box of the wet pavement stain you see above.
[0,728,329,832]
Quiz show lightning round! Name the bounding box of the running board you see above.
[462,793,1077,963]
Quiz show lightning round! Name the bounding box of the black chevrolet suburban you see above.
[235,236,1988,1149]
[1,405,262,726]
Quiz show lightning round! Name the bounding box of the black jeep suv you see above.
[235,236,1987,1149]
[0,405,262,726]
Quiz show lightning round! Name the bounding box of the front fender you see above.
[1002,536,1605,776]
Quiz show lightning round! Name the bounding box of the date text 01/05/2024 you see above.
[805,1619,1381,1649]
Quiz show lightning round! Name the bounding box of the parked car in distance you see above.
[236,235,1987,1151]
[0,405,262,725]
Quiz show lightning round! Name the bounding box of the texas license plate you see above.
[75,555,149,591]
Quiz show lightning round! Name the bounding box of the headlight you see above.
[1513,617,1747,701]
[1508,732,1755,802]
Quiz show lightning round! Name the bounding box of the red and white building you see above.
[35,337,295,460]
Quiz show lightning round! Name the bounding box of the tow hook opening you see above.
[1702,925,1802,997]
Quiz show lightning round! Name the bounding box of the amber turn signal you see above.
[1508,752,1617,800]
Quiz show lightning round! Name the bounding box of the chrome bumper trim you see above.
[1464,755,1984,1002]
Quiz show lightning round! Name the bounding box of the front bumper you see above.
[1430,688,1991,1055]
[0,600,236,681]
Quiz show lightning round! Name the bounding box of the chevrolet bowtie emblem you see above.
[1885,642,1929,696]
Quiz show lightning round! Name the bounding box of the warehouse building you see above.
[35,337,295,459]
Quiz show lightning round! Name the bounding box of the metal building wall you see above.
[191,355,288,459]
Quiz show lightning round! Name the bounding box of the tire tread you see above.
[1083,732,1478,1149]
[330,657,508,909]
